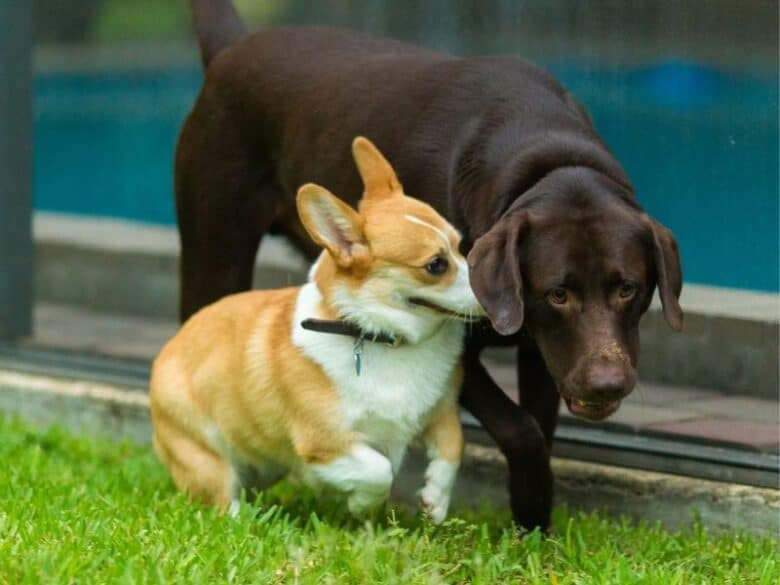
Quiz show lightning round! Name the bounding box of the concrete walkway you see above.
[27,302,780,455]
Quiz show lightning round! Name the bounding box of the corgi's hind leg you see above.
[153,422,239,513]
[234,461,287,506]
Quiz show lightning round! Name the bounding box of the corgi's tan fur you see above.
[150,137,483,522]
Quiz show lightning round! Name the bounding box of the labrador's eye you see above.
[619,281,637,299]
[425,257,449,276]
[547,287,568,305]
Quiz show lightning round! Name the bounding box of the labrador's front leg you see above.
[419,395,463,524]
[459,352,553,532]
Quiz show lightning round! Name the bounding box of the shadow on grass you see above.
[217,478,519,543]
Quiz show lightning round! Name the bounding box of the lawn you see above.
[0,416,776,584]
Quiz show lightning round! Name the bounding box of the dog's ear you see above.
[296,183,368,268]
[352,136,402,200]
[642,215,683,331]
[467,211,527,335]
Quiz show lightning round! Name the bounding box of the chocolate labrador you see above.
[176,0,683,530]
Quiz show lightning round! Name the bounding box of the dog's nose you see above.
[585,362,632,400]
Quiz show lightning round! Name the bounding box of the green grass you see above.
[0,416,776,584]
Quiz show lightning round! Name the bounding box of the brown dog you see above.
[176,0,683,530]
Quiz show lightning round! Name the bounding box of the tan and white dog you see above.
[150,137,483,522]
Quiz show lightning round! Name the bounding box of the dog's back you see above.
[183,1,588,209]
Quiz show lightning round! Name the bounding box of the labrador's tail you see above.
[190,0,246,68]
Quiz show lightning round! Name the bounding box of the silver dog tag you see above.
[353,336,364,376]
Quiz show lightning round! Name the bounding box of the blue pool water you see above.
[34,61,778,291]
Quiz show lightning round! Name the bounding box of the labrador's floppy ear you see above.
[467,210,528,335]
[642,214,683,331]
[296,183,368,268]
[352,136,402,200]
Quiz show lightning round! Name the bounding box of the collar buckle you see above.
[353,335,364,376]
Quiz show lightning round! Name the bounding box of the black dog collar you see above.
[300,318,402,376]
[300,318,401,347]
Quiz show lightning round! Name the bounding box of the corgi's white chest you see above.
[291,283,463,461]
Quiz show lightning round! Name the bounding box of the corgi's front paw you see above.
[419,485,450,524]
[302,444,393,518]
[419,459,459,524]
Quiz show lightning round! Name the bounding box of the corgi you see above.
[149,137,484,523]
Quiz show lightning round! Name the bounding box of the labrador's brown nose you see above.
[585,361,635,401]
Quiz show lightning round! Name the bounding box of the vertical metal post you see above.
[0,1,34,341]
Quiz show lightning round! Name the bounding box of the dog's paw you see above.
[419,485,450,525]
[418,459,459,524]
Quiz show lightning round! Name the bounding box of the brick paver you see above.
[586,403,701,429]
[647,418,780,452]
[685,396,780,424]
[623,383,721,406]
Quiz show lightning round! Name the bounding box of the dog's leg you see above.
[175,113,286,322]
[516,346,560,449]
[459,351,553,532]
[152,425,238,512]
[177,180,285,322]
[300,444,394,518]
[419,399,463,524]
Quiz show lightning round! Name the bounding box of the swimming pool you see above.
[33,60,778,291]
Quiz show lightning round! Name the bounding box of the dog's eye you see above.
[619,281,637,299]
[425,257,449,276]
[547,287,568,305]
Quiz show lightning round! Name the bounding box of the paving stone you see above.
[482,359,518,403]
[558,403,701,430]
[624,382,721,406]
[32,303,175,361]
[590,403,700,429]
[647,417,780,452]
[686,396,780,424]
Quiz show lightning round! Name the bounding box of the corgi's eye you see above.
[425,257,449,276]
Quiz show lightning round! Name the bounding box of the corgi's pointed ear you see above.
[296,183,368,268]
[352,136,402,200]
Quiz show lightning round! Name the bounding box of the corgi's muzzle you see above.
[407,297,481,321]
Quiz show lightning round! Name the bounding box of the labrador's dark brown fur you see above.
[177,0,683,531]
